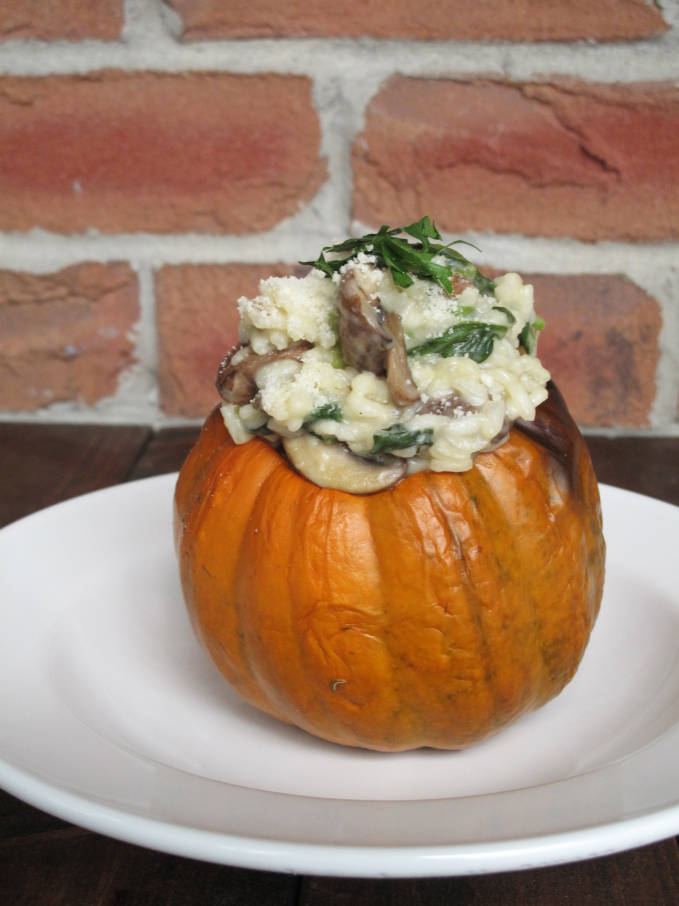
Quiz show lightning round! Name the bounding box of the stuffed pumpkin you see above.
[174,218,605,752]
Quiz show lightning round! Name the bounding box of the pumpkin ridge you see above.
[422,471,504,737]
[566,446,602,688]
[306,495,370,730]
[226,448,293,712]
[490,435,561,690]
[237,465,368,741]
[174,408,231,542]
[528,435,590,693]
[475,424,595,701]
[187,438,283,714]
[298,490,399,748]
[471,445,554,707]
[368,486,452,747]
[303,487,414,749]
[178,434,238,619]
[282,482,337,727]
[230,461,312,726]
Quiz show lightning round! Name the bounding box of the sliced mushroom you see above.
[216,341,312,405]
[337,266,391,373]
[216,345,255,404]
[338,265,422,411]
[416,393,478,417]
[282,435,406,494]
[384,311,420,406]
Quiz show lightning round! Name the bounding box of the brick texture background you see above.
[0,264,138,409]
[353,77,679,242]
[165,0,668,42]
[0,0,677,436]
[527,274,662,427]
[0,0,123,41]
[0,73,325,234]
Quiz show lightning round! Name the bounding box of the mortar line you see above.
[1,36,679,83]
[2,232,677,273]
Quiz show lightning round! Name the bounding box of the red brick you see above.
[527,273,661,427]
[0,0,123,41]
[165,0,667,42]
[0,73,326,234]
[353,77,679,242]
[156,263,306,417]
[0,263,138,410]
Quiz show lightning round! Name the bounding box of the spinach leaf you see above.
[371,425,434,455]
[408,322,507,363]
[518,316,546,355]
[304,402,343,424]
[492,305,516,325]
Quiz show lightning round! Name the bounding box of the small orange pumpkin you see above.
[174,382,604,751]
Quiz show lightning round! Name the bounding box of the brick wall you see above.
[0,0,678,432]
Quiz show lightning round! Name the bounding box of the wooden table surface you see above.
[1,422,678,905]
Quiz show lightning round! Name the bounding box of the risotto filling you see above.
[218,218,549,492]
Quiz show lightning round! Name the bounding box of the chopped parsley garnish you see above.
[301,216,495,296]
[304,402,343,424]
[371,425,434,455]
[408,322,508,363]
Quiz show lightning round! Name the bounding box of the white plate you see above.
[1,475,679,877]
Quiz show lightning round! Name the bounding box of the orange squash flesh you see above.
[174,382,605,752]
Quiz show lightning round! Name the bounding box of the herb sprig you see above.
[301,216,495,296]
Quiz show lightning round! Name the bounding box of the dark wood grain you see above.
[586,435,679,506]
[1,422,678,905]
[1,829,299,906]
[0,422,150,529]
[127,426,200,481]
[0,792,70,841]
[300,840,679,905]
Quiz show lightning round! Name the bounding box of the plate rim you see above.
[1,474,679,877]
[3,751,679,878]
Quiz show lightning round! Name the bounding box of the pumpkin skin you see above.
[174,382,605,752]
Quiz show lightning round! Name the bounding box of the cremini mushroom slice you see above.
[338,269,421,407]
[337,266,391,373]
[217,341,312,404]
[384,310,420,406]
[282,434,406,494]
